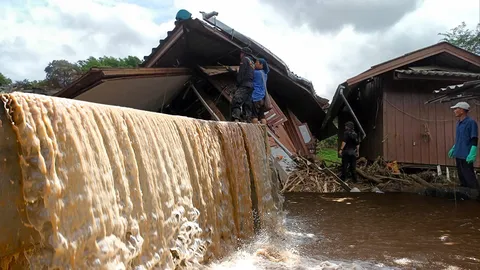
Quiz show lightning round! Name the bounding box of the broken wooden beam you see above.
[190,84,222,121]
[409,175,436,189]
[322,166,351,192]
[356,168,382,184]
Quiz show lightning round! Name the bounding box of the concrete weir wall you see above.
[0,98,42,266]
[0,92,280,269]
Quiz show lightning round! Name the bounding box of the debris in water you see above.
[283,156,463,195]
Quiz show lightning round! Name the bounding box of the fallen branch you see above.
[356,168,382,184]
[409,175,436,189]
[323,166,351,192]
[374,175,411,184]
[281,175,298,193]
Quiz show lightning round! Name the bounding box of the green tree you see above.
[76,56,142,72]
[44,60,81,88]
[5,56,142,92]
[439,22,480,55]
[0,73,12,86]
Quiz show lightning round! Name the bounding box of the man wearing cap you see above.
[448,101,480,191]
[231,47,255,122]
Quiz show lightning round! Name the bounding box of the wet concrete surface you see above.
[284,192,480,269]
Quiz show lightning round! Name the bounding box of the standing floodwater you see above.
[210,193,480,269]
[285,193,480,269]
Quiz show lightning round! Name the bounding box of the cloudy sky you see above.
[0,0,478,99]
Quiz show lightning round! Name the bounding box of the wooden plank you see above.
[383,87,390,160]
[427,90,438,166]
[376,86,384,159]
[403,81,413,163]
[418,90,430,165]
[434,82,447,166]
[410,82,422,165]
[440,94,449,166]
[473,103,480,168]
[394,89,405,162]
[284,110,309,156]
[444,98,455,167]
[190,85,222,121]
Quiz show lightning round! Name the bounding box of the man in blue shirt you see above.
[252,58,270,125]
[448,102,480,190]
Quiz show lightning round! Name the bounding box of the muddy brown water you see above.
[283,192,480,269]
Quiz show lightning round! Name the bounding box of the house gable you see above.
[347,42,480,86]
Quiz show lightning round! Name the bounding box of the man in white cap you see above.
[448,101,480,191]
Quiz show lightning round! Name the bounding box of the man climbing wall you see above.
[231,47,255,122]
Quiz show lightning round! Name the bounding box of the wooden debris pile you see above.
[355,157,449,192]
[280,157,345,193]
[281,156,454,193]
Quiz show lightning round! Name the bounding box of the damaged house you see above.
[55,10,336,177]
[323,42,480,168]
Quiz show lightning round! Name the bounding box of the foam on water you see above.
[205,226,401,270]
[0,92,278,269]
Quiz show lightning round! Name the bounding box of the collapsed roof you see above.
[140,11,336,140]
[55,68,192,111]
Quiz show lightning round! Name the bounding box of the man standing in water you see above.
[339,121,360,183]
[448,102,480,191]
[231,47,255,122]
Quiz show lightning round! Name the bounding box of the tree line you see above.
[0,56,142,90]
[0,22,479,91]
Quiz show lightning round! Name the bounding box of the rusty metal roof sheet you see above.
[395,69,480,79]
[426,80,480,104]
[434,80,480,93]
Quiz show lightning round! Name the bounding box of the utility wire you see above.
[385,99,453,123]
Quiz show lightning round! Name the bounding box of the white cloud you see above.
[0,0,478,99]
[0,0,173,81]
[172,0,479,97]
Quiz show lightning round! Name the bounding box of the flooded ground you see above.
[210,193,480,270]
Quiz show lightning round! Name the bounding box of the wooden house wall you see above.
[337,77,384,161]
[382,76,480,167]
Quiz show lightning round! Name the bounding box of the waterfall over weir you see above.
[0,93,279,269]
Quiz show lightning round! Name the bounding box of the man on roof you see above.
[231,47,255,122]
[448,101,480,193]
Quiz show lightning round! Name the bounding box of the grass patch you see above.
[318,148,341,166]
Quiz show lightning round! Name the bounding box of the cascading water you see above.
[0,92,279,269]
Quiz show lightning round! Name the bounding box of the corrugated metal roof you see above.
[425,80,480,104]
[434,80,480,93]
[395,69,480,79]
